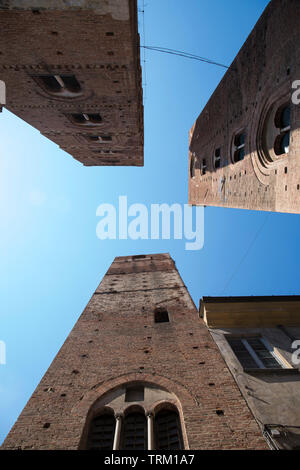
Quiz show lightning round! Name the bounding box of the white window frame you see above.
[241,337,287,369]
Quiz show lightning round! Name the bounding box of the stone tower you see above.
[0,0,143,166]
[188,0,300,213]
[2,254,267,450]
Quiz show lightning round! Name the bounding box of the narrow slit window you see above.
[121,412,147,450]
[274,104,291,155]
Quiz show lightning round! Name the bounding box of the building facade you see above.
[189,0,300,213]
[201,295,300,450]
[0,0,143,166]
[2,254,266,450]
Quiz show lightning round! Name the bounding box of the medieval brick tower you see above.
[188,0,300,213]
[2,254,267,450]
[200,295,300,450]
[0,0,143,166]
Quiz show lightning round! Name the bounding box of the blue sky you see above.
[1,0,300,445]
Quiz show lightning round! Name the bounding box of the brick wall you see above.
[2,254,267,449]
[189,0,300,213]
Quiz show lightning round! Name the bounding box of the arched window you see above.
[259,95,292,166]
[70,113,102,125]
[121,412,147,450]
[201,158,207,175]
[190,154,196,178]
[132,255,146,260]
[34,74,82,98]
[274,104,291,155]
[214,148,221,169]
[87,413,116,450]
[155,409,183,450]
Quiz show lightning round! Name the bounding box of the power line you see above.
[138,1,147,101]
[140,45,230,70]
[220,213,270,295]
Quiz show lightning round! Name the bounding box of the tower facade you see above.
[0,0,143,166]
[201,295,300,449]
[2,254,266,450]
[188,0,300,213]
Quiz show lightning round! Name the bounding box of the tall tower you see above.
[2,254,266,450]
[0,0,143,166]
[188,0,300,213]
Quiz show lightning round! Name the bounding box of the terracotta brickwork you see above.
[2,254,267,449]
[189,0,300,213]
[0,0,143,166]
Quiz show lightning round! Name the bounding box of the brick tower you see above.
[0,0,143,166]
[201,295,300,450]
[189,0,300,213]
[2,254,267,450]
